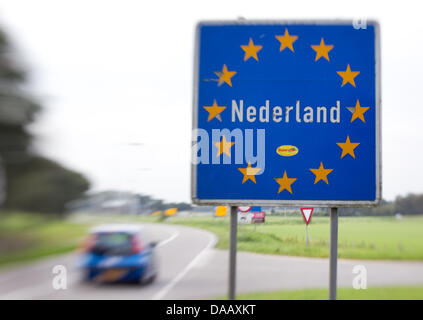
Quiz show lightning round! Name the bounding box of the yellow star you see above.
[348,99,370,123]
[203,100,226,122]
[336,136,360,159]
[337,64,360,87]
[274,171,297,194]
[238,162,261,184]
[214,136,235,157]
[275,28,298,52]
[214,64,237,87]
[311,38,334,61]
[309,162,333,185]
[241,38,262,61]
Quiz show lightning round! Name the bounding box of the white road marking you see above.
[151,232,217,300]
[157,230,179,247]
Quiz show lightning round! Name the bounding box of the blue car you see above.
[80,224,158,284]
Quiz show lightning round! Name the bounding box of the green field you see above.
[165,215,423,260]
[216,286,423,300]
[0,212,91,268]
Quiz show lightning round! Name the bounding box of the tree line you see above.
[339,194,423,216]
[0,26,89,215]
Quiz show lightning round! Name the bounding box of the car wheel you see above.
[139,263,157,285]
[141,273,156,285]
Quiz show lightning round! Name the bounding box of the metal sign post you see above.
[329,207,339,300]
[306,224,309,247]
[229,206,237,300]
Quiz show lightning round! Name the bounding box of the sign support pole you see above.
[229,206,237,300]
[329,207,338,300]
[306,224,309,247]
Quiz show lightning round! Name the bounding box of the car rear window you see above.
[91,232,133,256]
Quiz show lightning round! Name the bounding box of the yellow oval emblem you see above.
[277,145,298,157]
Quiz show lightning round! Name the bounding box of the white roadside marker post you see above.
[306,224,309,247]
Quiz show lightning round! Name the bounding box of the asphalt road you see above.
[0,223,423,299]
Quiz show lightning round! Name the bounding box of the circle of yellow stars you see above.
[201,26,372,195]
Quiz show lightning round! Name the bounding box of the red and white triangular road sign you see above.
[300,208,314,225]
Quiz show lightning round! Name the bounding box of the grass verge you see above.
[0,212,91,268]
[216,286,423,300]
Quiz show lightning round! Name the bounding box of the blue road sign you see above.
[192,20,381,206]
[249,206,262,212]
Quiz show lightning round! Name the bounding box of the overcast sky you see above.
[0,0,421,203]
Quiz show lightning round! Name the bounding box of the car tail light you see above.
[131,235,144,253]
[81,234,97,252]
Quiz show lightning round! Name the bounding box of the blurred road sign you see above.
[215,206,228,217]
[238,212,253,224]
[165,208,178,216]
[249,206,262,212]
[301,207,314,225]
[192,20,380,207]
[238,206,252,213]
[249,206,265,223]
[252,212,265,224]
